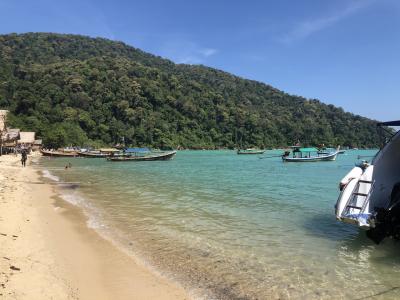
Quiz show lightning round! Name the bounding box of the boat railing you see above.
[340,178,359,215]
[342,179,375,225]
[359,182,374,213]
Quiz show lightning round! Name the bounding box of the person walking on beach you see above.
[21,149,27,167]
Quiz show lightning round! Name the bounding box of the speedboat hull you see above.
[335,121,400,243]
[335,165,373,228]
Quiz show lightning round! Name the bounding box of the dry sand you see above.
[0,154,190,300]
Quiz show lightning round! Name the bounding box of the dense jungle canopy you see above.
[0,33,381,148]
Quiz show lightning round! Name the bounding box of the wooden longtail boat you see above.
[40,149,79,157]
[78,151,110,158]
[282,146,340,162]
[237,149,266,155]
[107,150,177,162]
[78,148,119,158]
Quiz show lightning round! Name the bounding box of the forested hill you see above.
[0,32,380,148]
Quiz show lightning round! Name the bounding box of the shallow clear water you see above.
[38,150,400,299]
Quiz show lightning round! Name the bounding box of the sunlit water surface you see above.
[37,150,400,299]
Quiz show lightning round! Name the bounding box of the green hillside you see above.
[0,32,381,148]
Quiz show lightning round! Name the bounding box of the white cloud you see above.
[280,0,376,44]
[159,40,218,64]
[199,48,218,57]
[177,55,203,64]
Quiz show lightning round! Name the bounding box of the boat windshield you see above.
[373,123,400,165]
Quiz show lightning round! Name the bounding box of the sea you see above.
[36,150,400,299]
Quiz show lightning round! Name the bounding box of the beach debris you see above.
[9,266,20,271]
[2,257,10,260]
[0,233,7,236]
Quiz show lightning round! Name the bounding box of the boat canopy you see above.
[125,147,150,153]
[299,147,319,152]
[377,120,400,127]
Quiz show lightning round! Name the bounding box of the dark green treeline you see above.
[0,33,381,148]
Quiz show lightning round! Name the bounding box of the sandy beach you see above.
[0,154,190,300]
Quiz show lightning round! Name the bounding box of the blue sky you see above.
[0,0,399,121]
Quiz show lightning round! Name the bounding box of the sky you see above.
[0,0,399,121]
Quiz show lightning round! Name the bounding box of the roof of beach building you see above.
[18,131,36,144]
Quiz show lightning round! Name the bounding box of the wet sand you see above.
[0,154,190,299]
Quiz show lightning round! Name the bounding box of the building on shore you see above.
[0,110,9,155]
[0,109,39,154]
[2,128,20,154]
[18,131,36,151]
[33,139,43,151]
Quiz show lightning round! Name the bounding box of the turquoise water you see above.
[38,150,400,299]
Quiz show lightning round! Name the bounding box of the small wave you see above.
[87,217,107,230]
[58,189,106,231]
[59,192,85,206]
[42,169,60,182]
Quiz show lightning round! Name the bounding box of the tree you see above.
[0,33,381,149]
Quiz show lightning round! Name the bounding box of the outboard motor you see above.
[366,187,400,244]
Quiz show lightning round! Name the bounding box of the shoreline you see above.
[0,154,190,299]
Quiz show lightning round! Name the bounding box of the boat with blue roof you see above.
[282,146,340,162]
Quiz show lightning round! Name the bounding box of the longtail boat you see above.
[78,148,119,158]
[78,151,110,158]
[237,148,266,155]
[282,146,340,162]
[40,149,79,157]
[107,150,177,162]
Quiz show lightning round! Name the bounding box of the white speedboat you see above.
[335,120,400,243]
